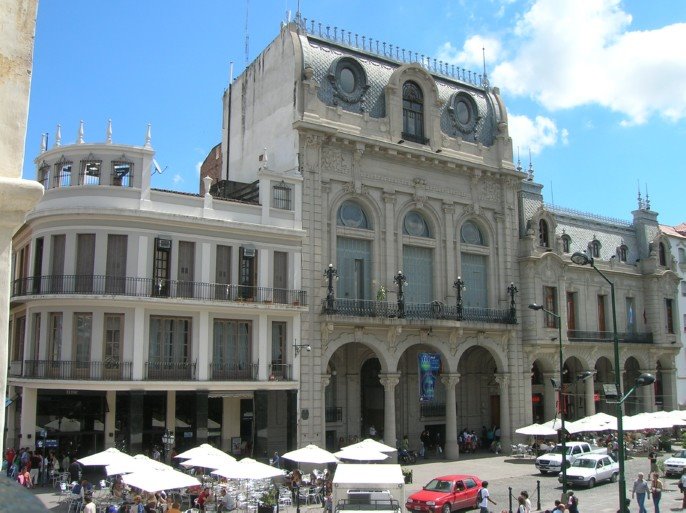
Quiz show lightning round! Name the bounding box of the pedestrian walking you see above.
[477,481,497,513]
[566,491,579,513]
[650,472,662,513]
[631,472,649,513]
[648,450,658,475]
[520,490,532,513]
[680,468,686,510]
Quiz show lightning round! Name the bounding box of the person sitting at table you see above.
[111,477,125,498]
[218,489,236,513]
[166,501,183,513]
[197,486,212,511]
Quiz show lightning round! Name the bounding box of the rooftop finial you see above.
[645,183,650,210]
[55,124,62,147]
[145,123,152,148]
[637,180,644,209]
[527,148,534,181]
[77,120,85,144]
[40,133,47,153]
[106,119,113,144]
[516,147,522,173]
[482,47,489,89]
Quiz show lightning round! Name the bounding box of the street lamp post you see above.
[394,271,407,319]
[570,251,655,513]
[162,429,174,464]
[528,303,568,494]
[453,276,465,321]
[324,263,338,313]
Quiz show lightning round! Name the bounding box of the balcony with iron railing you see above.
[11,275,307,306]
[321,298,516,324]
[209,362,259,381]
[145,360,197,381]
[268,363,293,381]
[325,407,343,423]
[567,330,654,344]
[15,360,133,380]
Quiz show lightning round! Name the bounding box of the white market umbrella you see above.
[180,452,236,470]
[78,448,136,467]
[45,417,81,432]
[565,412,617,434]
[212,458,285,480]
[106,454,172,476]
[342,438,396,453]
[623,412,676,431]
[334,448,389,461]
[122,467,200,493]
[515,423,559,436]
[282,444,338,464]
[175,443,229,460]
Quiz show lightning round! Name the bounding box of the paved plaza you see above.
[28,450,686,513]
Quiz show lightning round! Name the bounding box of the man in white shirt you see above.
[83,494,96,513]
[478,481,497,513]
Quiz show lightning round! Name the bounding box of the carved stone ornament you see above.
[387,327,400,353]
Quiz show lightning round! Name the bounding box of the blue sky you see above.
[24,0,686,226]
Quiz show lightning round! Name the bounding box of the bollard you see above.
[508,486,513,513]
[536,480,541,511]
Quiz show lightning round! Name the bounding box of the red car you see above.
[405,474,482,513]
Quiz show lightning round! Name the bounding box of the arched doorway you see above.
[361,358,383,438]
[594,357,614,414]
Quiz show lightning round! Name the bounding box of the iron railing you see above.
[209,362,258,381]
[322,298,516,324]
[420,402,446,418]
[20,360,133,380]
[567,330,654,344]
[11,275,307,306]
[268,363,293,381]
[325,407,343,423]
[145,360,196,380]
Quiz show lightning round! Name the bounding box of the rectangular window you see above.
[598,295,607,332]
[31,313,41,361]
[38,163,50,188]
[177,241,195,298]
[105,234,128,293]
[566,292,576,331]
[73,313,93,370]
[212,319,252,378]
[336,237,371,300]
[47,313,62,361]
[215,245,232,300]
[271,321,287,364]
[50,234,66,293]
[112,161,133,187]
[666,299,675,334]
[238,247,257,300]
[149,316,191,363]
[33,237,44,294]
[152,238,171,297]
[543,286,558,328]
[80,159,101,185]
[272,182,293,210]
[12,315,26,361]
[54,161,72,187]
[626,297,636,333]
[681,281,686,297]
[403,246,434,304]
[273,251,288,303]
[75,233,96,293]
[103,314,123,379]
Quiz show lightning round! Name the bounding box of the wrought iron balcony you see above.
[209,362,259,381]
[420,402,446,418]
[18,360,133,380]
[11,275,306,306]
[268,363,293,381]
[321,298,516,324]
[146,360,196,380]
[325,407,343,423]
[567,330,654,344]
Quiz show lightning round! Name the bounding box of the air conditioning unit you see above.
[243,247,256,258]
[156,238,172,250]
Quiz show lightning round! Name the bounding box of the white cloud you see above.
[508,113,566,155]
[437,35,503,69]
[172,173,183,185]
[472,0,686,124]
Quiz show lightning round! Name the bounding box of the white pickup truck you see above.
[535,441,607,474]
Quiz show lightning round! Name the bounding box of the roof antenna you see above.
[527,148,534,181]
[516,147,522,173]
[244,0,250,67]
[482,47,489,89]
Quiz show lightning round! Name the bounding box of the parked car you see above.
[664,450,686,477]
[558,454,619,488]
[535,441,607,474]
[405,474,482,513]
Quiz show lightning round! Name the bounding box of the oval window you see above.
[339,67,356,94]
[455,99,471,125]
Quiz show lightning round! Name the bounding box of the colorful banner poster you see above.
[418,352,441,402]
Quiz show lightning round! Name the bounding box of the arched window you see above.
[659,242,667,266]
[336,201,372,300]
[618,244,628,262]
[402,212,433,303]
[590,240,601,258]
[538,219,549,248]
[679,247,686,264]
[402,81,426,144]
[561,235,571,254]
[459,221,489,308]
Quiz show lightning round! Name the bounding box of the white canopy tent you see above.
[121,467,200,493]
[342,438,396,453]
[282,445,338,464]
[514,423,559,436]
[78,448,136,467]
[212,458,285,480]
[332,464,405,509]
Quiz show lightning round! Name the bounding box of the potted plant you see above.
[402,467,413,484]
[258,488,279,513]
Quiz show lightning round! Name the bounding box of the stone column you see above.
[346,373,361,438]
[379,373,400,448]
[0,0,43,455]
[639,369,656,412]
[495,374,511,453]
[660,367,677,411]
[584,374,596,416]
[19,387,37,450]
[104,390,117,449]
[321,374,331,446]
[441,373,460,459]
[543,372,557,420]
